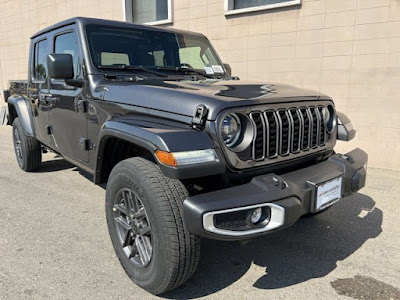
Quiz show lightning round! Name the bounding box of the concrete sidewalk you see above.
[0,125,399,300]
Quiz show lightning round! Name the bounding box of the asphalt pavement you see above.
[0,125,399,300]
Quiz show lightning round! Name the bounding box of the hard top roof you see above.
[31,17,205,39]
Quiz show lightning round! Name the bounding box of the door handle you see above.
[77,99,88,113]
[40,93,52,99]
[39,94,59,106]
[39,93,51,105]
[46,97,59,104]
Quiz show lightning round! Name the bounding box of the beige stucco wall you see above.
[1,0,399,169]
[0,0,123,92]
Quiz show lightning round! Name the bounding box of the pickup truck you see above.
[4,17,367,295]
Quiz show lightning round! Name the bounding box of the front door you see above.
[48,28,89,162]
[30,37,53,147]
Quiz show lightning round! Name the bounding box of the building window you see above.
[123,0,172,25]
[224,0,301,16]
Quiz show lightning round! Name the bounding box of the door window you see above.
[54,31,81,79]
[33,39,48,80]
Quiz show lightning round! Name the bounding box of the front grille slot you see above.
[249,105,330,161]
[277,110,291,155]
[264,111,278,158]
[318,106,326,146]
[299,107,311,150]
[288,108,301,153]
[309,107,319,148]
[249,112,265,160]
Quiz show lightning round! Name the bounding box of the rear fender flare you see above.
[7,95,35,137]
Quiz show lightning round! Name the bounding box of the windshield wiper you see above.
[155,66,215,78]
[98,65,167,77]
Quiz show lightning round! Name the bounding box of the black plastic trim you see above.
[7,95,35,136]
[94,120,226,183]
[337,111,356,141]
[183,148,368,241]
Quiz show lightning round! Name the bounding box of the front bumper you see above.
[183,148,368,241]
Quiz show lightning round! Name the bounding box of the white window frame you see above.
[123,0,173,26]
[224,0,301,16]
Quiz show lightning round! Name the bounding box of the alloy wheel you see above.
[113,188,153,267]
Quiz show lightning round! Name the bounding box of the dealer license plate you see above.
[316,177,343,211]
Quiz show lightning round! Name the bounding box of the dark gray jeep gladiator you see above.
[4,17,367,295]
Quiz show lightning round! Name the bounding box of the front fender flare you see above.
[94,120,225,183]
[7,95,35,136]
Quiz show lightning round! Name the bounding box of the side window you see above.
[34,39,48,80]
[54,32,80,79]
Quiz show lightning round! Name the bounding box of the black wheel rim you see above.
[13,128,23,164]
[113,188,153,267]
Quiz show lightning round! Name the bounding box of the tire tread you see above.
[12,118,41,172]
[108,157,200,294]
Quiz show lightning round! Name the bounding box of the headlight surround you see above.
[221,114,241,147]
[219,112,255,152]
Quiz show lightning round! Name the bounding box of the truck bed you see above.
[2,80,28,125]
[5,80,28,102]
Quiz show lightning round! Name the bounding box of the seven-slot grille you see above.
[249,106,328,161]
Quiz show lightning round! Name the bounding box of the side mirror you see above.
[47,53,74,80]
[223,63,232,77]
[337,112,356,141]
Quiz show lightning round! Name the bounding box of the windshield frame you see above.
[83,24,227,78]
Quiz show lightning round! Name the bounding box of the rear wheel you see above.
[12,117,42,172]
[105,157,200,295]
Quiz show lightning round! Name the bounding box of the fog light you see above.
[250,208,263,224]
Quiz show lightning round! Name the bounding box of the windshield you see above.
[85,25,225,76]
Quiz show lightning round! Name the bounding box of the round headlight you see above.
[323,105,335,133]
[323,106,330,124]
[221,114,241,147]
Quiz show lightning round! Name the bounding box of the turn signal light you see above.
[155,149,218,167]
[155,150,177,167]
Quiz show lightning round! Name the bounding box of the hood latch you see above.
[192,105,208,127]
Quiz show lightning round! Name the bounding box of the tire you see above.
[105,157,200,295]
[12,117,42,172]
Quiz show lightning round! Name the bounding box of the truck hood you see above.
[103,79,330,120]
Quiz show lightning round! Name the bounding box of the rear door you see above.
[29,37,53,147]
[48,26,89,162]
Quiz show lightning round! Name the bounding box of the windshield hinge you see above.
[192,105,208,127]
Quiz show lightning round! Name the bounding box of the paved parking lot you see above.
[0,125,399,300]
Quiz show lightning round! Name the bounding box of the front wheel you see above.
[12,117,42,172]
[105,157,200,295]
